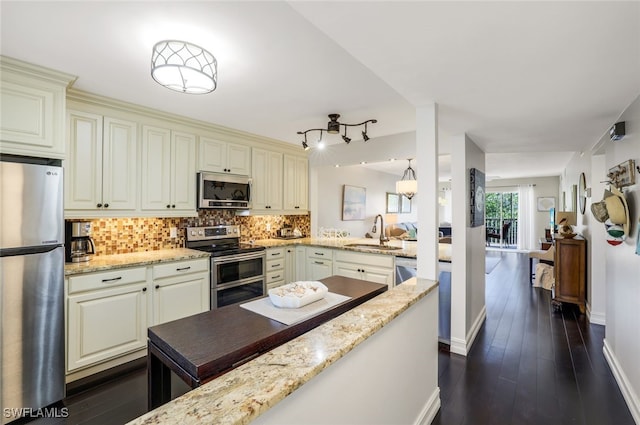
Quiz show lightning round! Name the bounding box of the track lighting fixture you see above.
[297,113,377,150]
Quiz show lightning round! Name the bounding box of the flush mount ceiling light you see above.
[396,158,417,199]
[297,113,377,150]
[151,40,217,94]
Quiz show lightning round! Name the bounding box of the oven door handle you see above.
[213,251,265,265]
[216,277,265,291]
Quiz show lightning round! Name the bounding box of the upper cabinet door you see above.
[171,131,197,211]
[283,155,308,212]
[0,57,75,159]
[102,117,137,210]
[198,137,251,175]
[226,143,251,176]
[141,125,172,210]
[65,110,103,210]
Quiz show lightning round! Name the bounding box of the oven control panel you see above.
[186,225,240,241]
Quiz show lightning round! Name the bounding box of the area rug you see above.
[485,256,502,274]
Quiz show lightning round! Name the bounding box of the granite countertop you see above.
[252,237,419,258]
[127,276,437,425]
[252,237,453,262]
[64,248,211,276]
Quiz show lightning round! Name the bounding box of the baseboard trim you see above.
[586,302,606,326]
[603,338,640,424]
[414,387,441,425]
[449,306,487,356]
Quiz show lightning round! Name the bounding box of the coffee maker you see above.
[65,221,96,263]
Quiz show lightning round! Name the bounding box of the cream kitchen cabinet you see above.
[66,267,148,373]
[65,110,137,214]
[251,148,283,212]
[284,246,300,284]
[305,247,333,281]
[333,250,395,287]
[0,56,75,159]
[141,125,197,215]
[151,258,210,324]
[283,155,308,213]
[198,136,251,176]
[266,247,286,290]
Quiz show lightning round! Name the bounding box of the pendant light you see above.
[396,159,417,199]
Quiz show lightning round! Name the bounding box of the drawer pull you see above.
[314,261,324,265]
[314,252,324,256]
[271,252,281,256]
[101,277,122,283]
[176,266,191,271]
[271,263,281,268]
[272,275,281,280]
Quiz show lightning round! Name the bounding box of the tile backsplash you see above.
[73,211,310,256]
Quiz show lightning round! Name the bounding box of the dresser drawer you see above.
[266,247,285,260]
[266,269,285,286]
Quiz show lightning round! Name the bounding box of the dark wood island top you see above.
[147,275,387,408]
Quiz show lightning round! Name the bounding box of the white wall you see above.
[450,134,486,356]
[598,95,639,424]
[562,94,639,422]
[311,165,417,238]
[486,176,559,242]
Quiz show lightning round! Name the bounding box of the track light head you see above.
[302,140,309,150]
[362,131,370,142]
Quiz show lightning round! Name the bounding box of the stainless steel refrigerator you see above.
[0,156,65,423]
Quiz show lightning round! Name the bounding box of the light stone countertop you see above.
[253,237,452,262]
[64,248,211,276]
[252,237,419,258]
[126,276,437,425]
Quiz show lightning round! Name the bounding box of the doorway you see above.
[485,191,518,248]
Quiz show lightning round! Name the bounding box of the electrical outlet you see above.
[170,227,177,238]
[266,223,271,232]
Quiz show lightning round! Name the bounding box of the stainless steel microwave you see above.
[197,172,252,209]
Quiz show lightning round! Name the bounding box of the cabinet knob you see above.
[155,285,160,289]
[104,203,109,208]
[142,287,147,292]
[97,203,102,208]
[166,204,171,208]
[172,204,176,208]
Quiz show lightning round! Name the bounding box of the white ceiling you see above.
[2,1,639,180]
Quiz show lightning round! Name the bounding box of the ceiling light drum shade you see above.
[151,40,217,94]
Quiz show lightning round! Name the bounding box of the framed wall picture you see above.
[400,195,412,213]
[537,196,556,212]
[469,168,485,227]
[386,192,399,213]
[342,185,366,220]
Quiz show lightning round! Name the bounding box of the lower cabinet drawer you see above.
[68,267,147,294]
[267,269,285,286]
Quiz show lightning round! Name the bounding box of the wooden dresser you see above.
[553,237,586,313]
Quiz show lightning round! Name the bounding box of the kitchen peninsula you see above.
[129,276,440,425]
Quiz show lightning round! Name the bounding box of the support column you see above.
[416,104,438,280]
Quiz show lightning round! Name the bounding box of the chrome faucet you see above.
[372,214,389,246]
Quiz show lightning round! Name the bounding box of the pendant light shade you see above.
[396,159,417,199]
[151,40,217,94]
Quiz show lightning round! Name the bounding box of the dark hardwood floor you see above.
[433,250,634,425]
[25,250,634,424]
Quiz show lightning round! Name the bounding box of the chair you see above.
[528,245,555,284]
[486,222,511,247]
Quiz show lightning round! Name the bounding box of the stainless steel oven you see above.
[186,225,266,309]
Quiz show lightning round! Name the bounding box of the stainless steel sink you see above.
[343,243,402,251]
